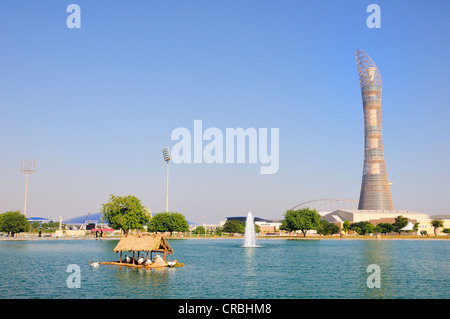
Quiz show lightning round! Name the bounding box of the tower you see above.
[355,49,394,210]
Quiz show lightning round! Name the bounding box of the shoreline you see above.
[1,235,448,241]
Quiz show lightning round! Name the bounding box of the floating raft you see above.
[100,261,184,268]
[99,233,184,268]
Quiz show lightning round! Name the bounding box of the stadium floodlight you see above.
[162,147,171,212]
[20,159,36,217]
[162,147,171,162]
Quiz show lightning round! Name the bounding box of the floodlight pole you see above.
[162,147,171,213]
[21,159,35,218]
[24,172,29,217]
[166,160,169,213]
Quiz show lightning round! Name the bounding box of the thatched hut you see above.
[112,233,174,266]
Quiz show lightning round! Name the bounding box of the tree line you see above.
[102,195,262,235]
[1,196,448,237]
[280,208,448,237]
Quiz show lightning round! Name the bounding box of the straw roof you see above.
[113,233,173,253]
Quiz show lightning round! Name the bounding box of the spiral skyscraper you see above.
[355,49,394,210]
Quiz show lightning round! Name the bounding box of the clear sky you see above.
[1,1,449,224]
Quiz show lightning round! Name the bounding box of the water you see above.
[0,239,448,299]
[243,212,258,247]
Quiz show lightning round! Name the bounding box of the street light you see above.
[162,147,171,213]
[20,159,35,217]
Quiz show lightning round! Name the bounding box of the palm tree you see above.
[430,219,444,236]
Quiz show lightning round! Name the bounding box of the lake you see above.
[0,238,448,299]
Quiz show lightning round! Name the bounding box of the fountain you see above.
[243,212,259,247]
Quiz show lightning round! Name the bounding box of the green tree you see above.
[148,212,189,235]
[393,215,408,234]
[214,227,223,236]
[430,219,444,236]
[194,226,206,235]
[280,208,320,238]
[377,222,394,235]
[325,222,340,236]
[166,212,189,234]
[317,220,340,236]
[420,230,428,237]
[0,210,30,237]
[30,221,40,230]
[352,226,362,235]
[350,221,375,235]
[222,220,245,236]
[442,228,450,234]
[364,223,376,235]
[374,225,382,234]
[101,195,150,234]
[342,220,350,234]
[40,221,64,232]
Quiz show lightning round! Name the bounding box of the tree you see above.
[101,195,150,234]
[350,221,375,235]
[280,208,320,237]
[420,230,428,237]
[194,226,206,235]
[352,226,362,235]
[364,223,376,235]
[0,210,30,236]
[342,220,350,234]
[442,228,450,235]
[430,219,444,236]
[317,220,328,236]
[393,215,408,234]
[374,225,382,235]
[377,222,394,235]
[40,221,64,232]
[222,220,245,236]
[148,212,189,235]
[317,220,340,236]
[214,227,223,236]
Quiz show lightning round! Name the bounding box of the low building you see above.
[224,216,282,234]
[323,209,428,224]
[27,217,54,224]
[322,210,450,235]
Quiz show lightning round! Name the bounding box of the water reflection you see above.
[0,239,448,298]
[359,241,395,298]
[110,265,175,298]
[243,246,258,297]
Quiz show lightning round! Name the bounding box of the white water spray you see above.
[243,212,258,247]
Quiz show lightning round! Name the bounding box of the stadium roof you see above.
[63,212,104,224]
[27,217,53,222]
[226,216,281,223]
[63,212,199,226]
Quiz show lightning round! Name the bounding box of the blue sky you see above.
[1,1,449,223]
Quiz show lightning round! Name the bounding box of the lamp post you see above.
[162,147,171,213]
[20,159,35,218]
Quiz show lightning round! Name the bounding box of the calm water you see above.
[0,239,448,299]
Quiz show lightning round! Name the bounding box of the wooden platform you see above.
[99,261,184,268]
